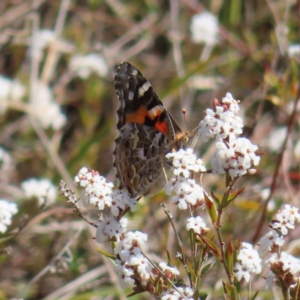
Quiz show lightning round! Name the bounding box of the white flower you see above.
[96,216,128,243]
[21,178,57,206]
[114,231,148,255]
[234,262,251,283]
[114,231,152,288]
[127,248,152,285]
[186,216,209,235]
[159,262,180,276]
[0,76,25,114]
[69,54,108,79]
[221,92,240,113]
[278,204,300,225]
[115,259,135,288]
[166,177,205,210]
[258,231,284,256]
[166,148,206,178]
[75,167,114,210]
[211,138,260,178]
[265,271,277,289]
[288,44,300,57]
[0,200,18,233]
[190,12,219,46]
[30,30,56,61]
[59,180,77,204]
[110,190,137,217]
[270,205,300,235]
[29,29,74,61]
[30,81,66,130]
[198,93,243,142]
[267,252,300,287]
[160,286,194,300]
[234,242,261,282]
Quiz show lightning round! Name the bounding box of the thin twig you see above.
[215,179,237,284]
[161,203,191,282]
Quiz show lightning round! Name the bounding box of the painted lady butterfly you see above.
[113,62,196,198]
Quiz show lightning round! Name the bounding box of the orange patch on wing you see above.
[125,106,149,124]
[155,120,169,136]
[125,105,169,136]
[125,113,146,124]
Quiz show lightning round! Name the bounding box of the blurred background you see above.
[0,0,299,299]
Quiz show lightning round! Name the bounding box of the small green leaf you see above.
[223,281,239,300]
[225,236,235,277]
[201,236,222,261]
[211,190,220,207]
[205,192,218,224]
[227,188,245,204]
[186,259,196,285]
[201,261,215,276]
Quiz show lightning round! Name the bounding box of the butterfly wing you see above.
[113,62,181,198]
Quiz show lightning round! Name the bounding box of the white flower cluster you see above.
[267,252,300,288]
[69,54,108,79]
[270,204,300,235]
[211,138,260,178]
[186,216,209,235]
[159,262,180,276]
[0,75,25,114]
[166,148,206,178]
[75,167,114,209]
[198,93,260,178]
[75,167,137,217]
[59,180,77,204]
[198,93,243,142]
[96,216,128,243]
[166,177,205,210]
[0,199,18,233]
[30,29,74,61]
[165,148,206,210]
[30,81,67,130]
[234,242,262,283]
[257,205,300,289]
[258,231,284,256]
[114,231,152,288]
[190,12,219,46]
[30,29,56,60]
[21,178,57,206]
[288,44,300,57]
[160,286,194,300]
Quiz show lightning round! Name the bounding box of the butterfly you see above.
[113,62,195,198]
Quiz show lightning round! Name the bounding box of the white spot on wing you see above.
[131,69,138,76]
[138,81,151,97]
[128,91,134,101]
[136,148,145,158]
[148,105,164,118]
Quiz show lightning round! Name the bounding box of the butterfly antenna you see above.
[182,108,188,131]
